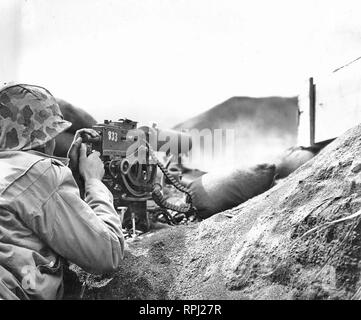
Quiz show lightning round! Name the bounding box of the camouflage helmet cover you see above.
[0,83,71,151]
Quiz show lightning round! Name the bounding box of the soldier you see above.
[0,83,124,299]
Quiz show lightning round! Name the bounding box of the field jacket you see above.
[0,150,124,299]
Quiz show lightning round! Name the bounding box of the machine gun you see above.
[82,119,194,232]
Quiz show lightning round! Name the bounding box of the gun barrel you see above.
[139,126,192,155]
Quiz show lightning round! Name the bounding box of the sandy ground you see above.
[65,123,361,300]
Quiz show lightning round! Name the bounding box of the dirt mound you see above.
[67,124,361,300]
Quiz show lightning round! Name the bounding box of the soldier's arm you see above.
[14,159,124,274]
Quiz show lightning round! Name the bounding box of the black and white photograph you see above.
[1,0,361,308]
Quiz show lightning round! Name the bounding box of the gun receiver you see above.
[83,119,193,233]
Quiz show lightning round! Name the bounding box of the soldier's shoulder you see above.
[0,151,66,196]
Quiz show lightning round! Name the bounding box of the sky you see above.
[1,0,361,128]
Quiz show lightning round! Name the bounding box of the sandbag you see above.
[56,98,97,134]
[166,162,206,187]
[189,163,276,218]
[53,99,97,157]
[275,146,316,179]
[54,131,75,158]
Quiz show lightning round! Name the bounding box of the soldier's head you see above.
[0,83,71,155]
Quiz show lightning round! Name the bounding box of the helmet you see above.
[0,83,71,151]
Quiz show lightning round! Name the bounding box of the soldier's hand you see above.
[67,129,99,168]
[73,128,99,143]
[79,143,105,181]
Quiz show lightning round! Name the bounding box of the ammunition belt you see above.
[145,140,195,215]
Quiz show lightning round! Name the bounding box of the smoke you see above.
[173,96,299,172]
[182,123,296,172]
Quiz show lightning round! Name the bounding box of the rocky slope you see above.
[67,123,361,300]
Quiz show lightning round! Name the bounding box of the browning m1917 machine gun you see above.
[82,119,194,232]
